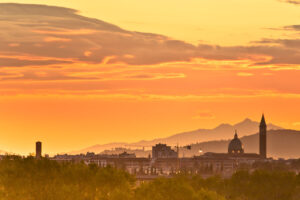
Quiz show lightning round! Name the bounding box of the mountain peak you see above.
[234,118,255,126]
[243,118,253,122]
[214,123,232,130]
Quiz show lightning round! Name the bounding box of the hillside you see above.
[181,129,300,159]
[69,118,282,154]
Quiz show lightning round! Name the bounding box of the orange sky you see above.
[0,2,299,155]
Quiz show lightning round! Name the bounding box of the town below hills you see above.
[69,118,300,159]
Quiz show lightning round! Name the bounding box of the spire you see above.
[259,113,267,158]
[260,113,266,127]
[234,129,238,139]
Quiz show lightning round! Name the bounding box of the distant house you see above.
[119,151,136,158]
[152,144,178,159]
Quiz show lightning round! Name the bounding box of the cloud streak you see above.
[280,0,300,5]
[0,3,199,67]
[1,3,300,70]
[0,3,300,99]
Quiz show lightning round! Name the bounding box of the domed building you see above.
[228,130,244,154]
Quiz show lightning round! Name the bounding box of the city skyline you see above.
[0,2,300,155]
[2,115,300,159]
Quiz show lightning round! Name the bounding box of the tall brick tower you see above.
[36,141,42,159]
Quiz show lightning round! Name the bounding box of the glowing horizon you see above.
[0,1,299,155]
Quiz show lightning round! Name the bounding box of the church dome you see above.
[228,130,244,154]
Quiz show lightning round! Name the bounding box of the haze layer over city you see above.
[0,1,300,156]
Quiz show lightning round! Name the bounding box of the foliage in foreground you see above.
[0,156,299,200]
[0,156,134,200]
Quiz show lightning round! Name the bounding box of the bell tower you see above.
[259,114,267,158]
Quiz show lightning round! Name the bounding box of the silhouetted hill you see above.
[70,118,282,154]
[71,129,300,159]
[136,118,281,147]
[70,143,128,155]
[181,129,300,159]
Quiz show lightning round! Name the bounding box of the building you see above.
[36,141,42,159]
[119,151,136,158]
[259,114,267,158]
[228,130,244,154]
[152,144,178,159]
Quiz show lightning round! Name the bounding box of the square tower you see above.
[36,141,42,159]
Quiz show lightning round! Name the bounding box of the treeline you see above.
[0,156,299,200]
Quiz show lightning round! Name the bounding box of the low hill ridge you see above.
[183,129,300,159]
[69,118,282,154]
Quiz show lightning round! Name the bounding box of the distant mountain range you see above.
[70,118,282,154]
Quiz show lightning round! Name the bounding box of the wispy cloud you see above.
[1,3,300,70]
[0,3,199,67]
[0,3,300,99]
[280,0,300,5]
[237,72,254,77]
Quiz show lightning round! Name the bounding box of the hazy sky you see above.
[0,1,299,155]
